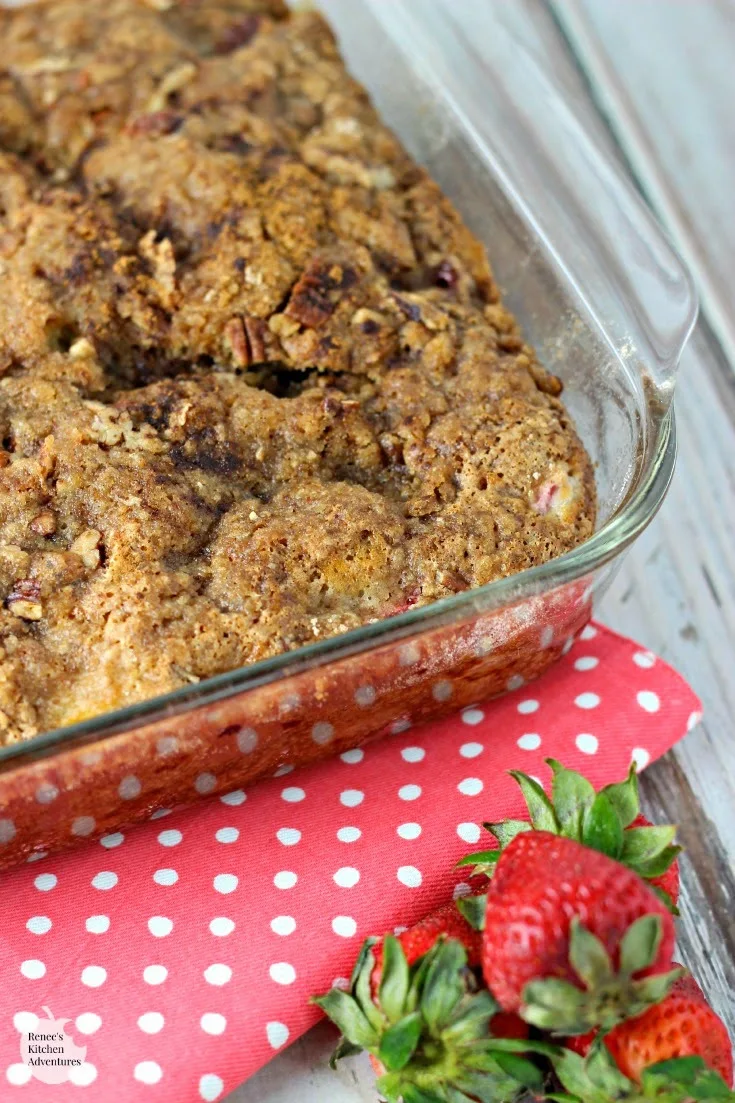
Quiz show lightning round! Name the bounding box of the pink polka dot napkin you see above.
[0,623,701,1102]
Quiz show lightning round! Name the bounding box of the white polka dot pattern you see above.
[331,916,357,938]
[396,866,423,888]
[517,733,541,751]
[201,1013,227,1036]
[456,822,481,844]
[25,916,51,935]
[86,915,110,934]
[575,733,599,755]
[0,622,699,1098]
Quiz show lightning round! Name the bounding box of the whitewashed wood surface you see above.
[231,2,735,1099]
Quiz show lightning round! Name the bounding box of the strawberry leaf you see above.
[441,989,497,1043]
[619,914,662,975]
[582,791,624,858]
[312,988,378,1049]
[483,820,533,847]
[600,763,640,828]
[649,884,679,915]
[390,1084,440,1103]
[379,936,410,1022]
[443,1089,477,1103]
[633,845,683,879]
[521,918,683,1034]
[508,770,559,832]
[354,943,384,1031]
[329,1036,364,1068]
[547,758,597,837]
[568,917,614,989]
[456,893,487,931]
[378,1012,422,1071]
[348,936,377,988]
[642,1056,735,1101]
[455,849,501,875]
[492,1052,545,1091]
[319,935,541,1101]
[421,939,466,1033]
[521,976,590,1031]
[622,825,678,867]
[630,966,687,1009]
[550,1045,631,1102]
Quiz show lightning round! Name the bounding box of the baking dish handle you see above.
[359,0,698,407]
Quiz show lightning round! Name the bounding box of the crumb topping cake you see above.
[0,0,594,740]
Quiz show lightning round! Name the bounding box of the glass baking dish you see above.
[0,0,696,867]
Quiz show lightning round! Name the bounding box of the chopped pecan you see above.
[0,451,10,469]
[286,260,358,329]
[70,529,102,570]
[68,336,95,360]
[224,316,249,367]
[243,315,267,364]
[438,569,468,593]
[7,578,42,620]
[126,110,183,138]
[30,510,57,537]
[146,62,197,114]
[214,14,261,54]
[379,433,405,465]
[139,231,177,309]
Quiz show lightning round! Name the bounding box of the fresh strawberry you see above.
[313,935,548,1103]
[551,1045,735,1102]
[459,831,680,1035]
[370,897,483,997]
[458,761,681,911]
[567,971,733,1088]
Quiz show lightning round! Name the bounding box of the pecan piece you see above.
[70,529,102,569]
[224,316,249,367]
[30,510,56,537]
[286,261,358,329]
[243,315,267,364]
[146,62,197,114]
[126,110,183,138]
[7,578,42,620]
[214,13,261,54]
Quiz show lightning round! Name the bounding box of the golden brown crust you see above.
[0,0,595,741]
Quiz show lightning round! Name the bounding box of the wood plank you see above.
[601,324,735,1032]
[233,1024,375,1103]
[551,0,735,368]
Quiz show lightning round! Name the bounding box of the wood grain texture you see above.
[230,1,735,1098]
[603,325,735,1034]
[551,0,735,368]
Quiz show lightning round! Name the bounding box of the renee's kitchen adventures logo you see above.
[18,1007,89,1085]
